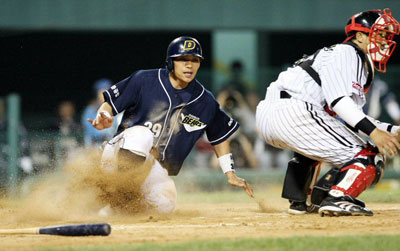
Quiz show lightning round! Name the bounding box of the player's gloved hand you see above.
[370,128,400,157]
[225,171,254,198]
[88,111,114,130]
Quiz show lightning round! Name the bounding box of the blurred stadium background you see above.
[1,0,400,196]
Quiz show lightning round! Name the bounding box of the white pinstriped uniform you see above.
[256,44,370,166]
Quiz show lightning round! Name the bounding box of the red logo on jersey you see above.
[352,81,363,95]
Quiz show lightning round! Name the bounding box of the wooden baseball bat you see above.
[0,223,111,236]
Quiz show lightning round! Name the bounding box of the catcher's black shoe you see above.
[318,195,373,217]
[288,201,318,215]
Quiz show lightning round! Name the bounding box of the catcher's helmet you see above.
[345,9,400,72]
[345,10,382,38]
[165,36,203,71]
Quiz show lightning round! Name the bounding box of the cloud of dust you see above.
[257,198,282,213]
[13,149,152,223]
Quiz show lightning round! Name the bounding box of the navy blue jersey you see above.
[103,68,239,175]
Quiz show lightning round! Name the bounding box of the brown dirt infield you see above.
[1,191,399,250]
[0,152,399,250]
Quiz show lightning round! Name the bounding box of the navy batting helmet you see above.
[165,36,204,71]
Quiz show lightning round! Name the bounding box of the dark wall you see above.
[268,31,400,67]
[0,31,212,122]
[3,30,400,128]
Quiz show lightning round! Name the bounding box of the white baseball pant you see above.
[256,87,365,166]
[101,126,177,214]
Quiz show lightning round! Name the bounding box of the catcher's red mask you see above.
[346,9,400,73]
[368,9,400,72]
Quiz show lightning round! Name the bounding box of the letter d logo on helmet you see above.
[165,36,204,71]
[183,40,196,50]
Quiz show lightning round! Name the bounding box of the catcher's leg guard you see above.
[311,167,341,205]
[312,146,384,204]
[282,152,320,202]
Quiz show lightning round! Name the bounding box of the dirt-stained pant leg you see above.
[101,125,177,213]
[141,161,177,213]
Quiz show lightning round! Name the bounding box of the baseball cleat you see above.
[318,195,373,217]
[288,201,307,215]
[288,201,319,215]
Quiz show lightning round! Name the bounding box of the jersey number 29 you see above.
[144,121,162,137]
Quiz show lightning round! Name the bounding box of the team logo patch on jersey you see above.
[183,40,196,50]
[180,114,207,132]
[352,81,363,95]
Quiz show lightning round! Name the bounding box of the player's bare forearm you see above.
[97,102,113,115]
[212,140,231,157]
[87,102,114,130]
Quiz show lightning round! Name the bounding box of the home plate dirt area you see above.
[0,197,399,249]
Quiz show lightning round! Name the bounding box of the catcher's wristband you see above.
[355,117,376,136]
[218,153,235,173]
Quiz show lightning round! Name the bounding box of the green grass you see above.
[40,234,400,251]
[359,180,400,202]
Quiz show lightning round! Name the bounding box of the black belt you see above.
[280,91,292,99]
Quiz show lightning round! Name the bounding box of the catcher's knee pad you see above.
[314,147,384,201]
[121,126,154,158]
[282,152,320,202]
[354,146,385,186]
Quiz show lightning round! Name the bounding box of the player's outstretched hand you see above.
[225,171,254,198]
[88,111,114,130]
[370,128,400,157]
